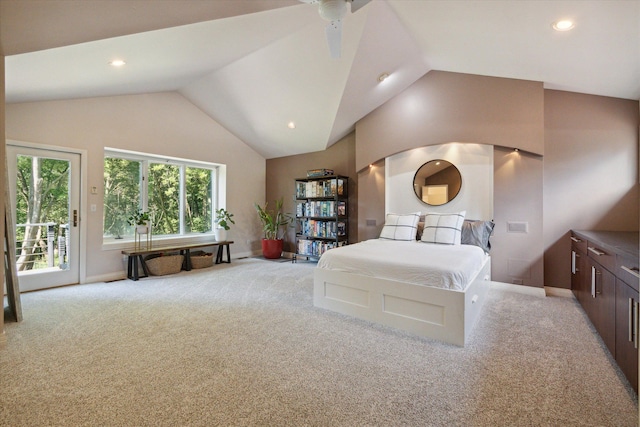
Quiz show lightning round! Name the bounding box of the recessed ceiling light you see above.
[109,59,126,67]
[377,72,390,83]
[552,20,575,31]
[287,121,296,129]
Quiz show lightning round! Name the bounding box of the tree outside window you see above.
[103,151,218,240]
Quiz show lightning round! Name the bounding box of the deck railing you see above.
[14,222,69,271]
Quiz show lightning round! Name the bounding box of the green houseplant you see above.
[127,209,151,234]
[254,198,293,259]
[214,208,235,241]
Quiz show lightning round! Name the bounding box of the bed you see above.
[313,212,493,346]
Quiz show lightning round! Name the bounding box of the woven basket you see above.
[191,252,214,269]
[145,254,184,276]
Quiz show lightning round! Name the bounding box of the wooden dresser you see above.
[571,230,639,393]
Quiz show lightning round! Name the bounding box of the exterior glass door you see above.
[7,144,81,291]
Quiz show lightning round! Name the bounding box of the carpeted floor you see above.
[1,258,637,426]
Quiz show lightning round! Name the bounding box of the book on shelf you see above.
[297,237,348,257]
[307,168,334,178]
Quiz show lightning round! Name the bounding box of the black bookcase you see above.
[294,175,348,262]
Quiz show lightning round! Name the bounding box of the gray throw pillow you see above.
[461,220,494,253]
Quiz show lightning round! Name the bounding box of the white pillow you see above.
[379,212,421,241]
[420,211,466,245]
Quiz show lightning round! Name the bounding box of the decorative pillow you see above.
[379,212,421,241]
[461,220,495,253]
[420,211,466,245]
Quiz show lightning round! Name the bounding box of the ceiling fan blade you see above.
[325,20,342,59]
[350,0,371,13]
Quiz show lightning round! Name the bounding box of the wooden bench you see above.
[122,240,233,281]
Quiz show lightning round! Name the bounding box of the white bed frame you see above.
[313,257,491,346]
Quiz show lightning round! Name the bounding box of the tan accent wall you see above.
[266,133,357,254]
[355,70,544,171]
[357,160,385,242]
[352,72,638,288]
[493,147,544,287]
[355,71,546,286]
[543,90,639,288]
[6,93,266,282]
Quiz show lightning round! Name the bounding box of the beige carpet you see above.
[1,258,637,426]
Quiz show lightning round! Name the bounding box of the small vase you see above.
[136,225,149,234]
[215,228,227,242]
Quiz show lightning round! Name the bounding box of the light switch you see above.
[91,186,98,195]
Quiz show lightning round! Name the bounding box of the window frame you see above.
[103,148,226,249]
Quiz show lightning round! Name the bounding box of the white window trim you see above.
[102,148,226,250]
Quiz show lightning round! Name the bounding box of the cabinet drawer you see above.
[587,242,615,272]
[617,254,640,292]
[570,233,587,253]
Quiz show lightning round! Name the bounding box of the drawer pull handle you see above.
[621,265,640,279]
[588,247,606,256]
[633,301,640,349]
[591,266,596,298]
[570,236,582,243]
[571,251,576,274]
[629,298,634,343]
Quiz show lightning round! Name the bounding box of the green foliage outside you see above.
[103,157,213,237]
[103,157,141,237]
[186,167,213,233]
[15,155,70,270]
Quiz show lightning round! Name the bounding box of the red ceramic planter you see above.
[261,238,283,259]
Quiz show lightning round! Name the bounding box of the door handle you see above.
[73,209,78,227]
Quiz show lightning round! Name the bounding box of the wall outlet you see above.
[507,221,528,233]
[366,219,376,226]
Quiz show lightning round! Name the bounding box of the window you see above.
[103,149,220,241]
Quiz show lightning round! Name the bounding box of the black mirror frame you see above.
[412,159,462,206]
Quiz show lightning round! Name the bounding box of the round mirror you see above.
[412,159,462,206]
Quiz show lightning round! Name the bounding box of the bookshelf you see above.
[294,175,348,261]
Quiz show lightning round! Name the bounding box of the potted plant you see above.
[127,209,151,234]
[254,198,293,259]
[214,208,235,241]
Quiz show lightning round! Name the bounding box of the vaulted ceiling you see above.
[2,0,639,159]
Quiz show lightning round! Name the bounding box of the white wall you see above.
[385,143,493,220]
[6,92,265,283]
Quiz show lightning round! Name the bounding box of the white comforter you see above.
[316,239,488,291]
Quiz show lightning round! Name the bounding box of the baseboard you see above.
[88,251,254,284]
[489,281,546,297]
[233,250,254,259]
[85,272,127,284]
[544,287,574,298]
